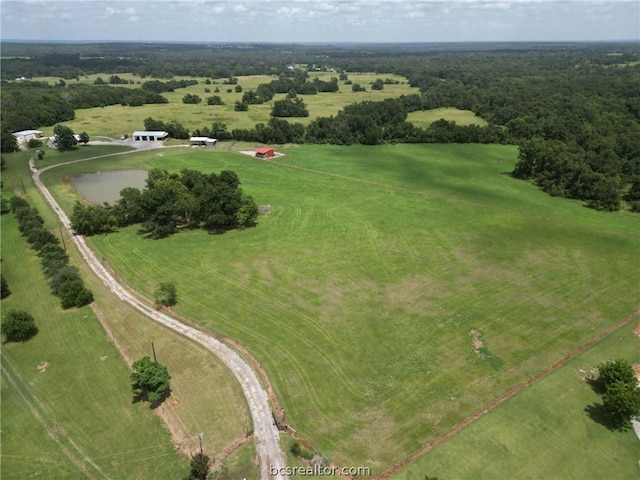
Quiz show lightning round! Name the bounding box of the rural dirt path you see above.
[31,147,288,480]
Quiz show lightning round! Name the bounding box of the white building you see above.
[189,137,217,147]
[12,130,43,144]
[132,131,169,142]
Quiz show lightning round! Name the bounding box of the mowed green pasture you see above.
[42,144,640,472]
[393,320,640,480]
[407,107,489,128]
[0,210,186,479]
[34,72,418,138]
[2,148,254,478]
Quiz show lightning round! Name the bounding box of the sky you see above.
[1,0,638,43]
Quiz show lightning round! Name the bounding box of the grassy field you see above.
[407,107,489,128]
[33,72,418,138]
[392,320,640,480]
[40,143,640,473]
[0,207,186,479]
[1,148,255,478]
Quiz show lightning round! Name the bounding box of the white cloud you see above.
[1,0,638,42]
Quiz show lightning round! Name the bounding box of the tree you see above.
[27,138,43,149]
[182,94,202,104]
[78,132,90,145]
[53,124,76,150]
[130,356,171,404]
[371,78,384,90]
[1,275,11,299]
[592,359,640,430]
[206,95,224,105]
[185,453,211,480]
[1,309,38,342]
[154,281,177,307]
[1,129,18,153]
[234,101,248,112]
[601,380,640,429]
[58,279,94,309]
[26,227,60,251]
[597,359,637,390]
[271,97,309,118]
[0,197,10,214]
[71,202,116,235]
[38,242,70,278]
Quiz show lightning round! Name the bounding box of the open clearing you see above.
[39,142,640,473]
[1,149,255,478]
[407,107,488,128]
[33,72,418,138]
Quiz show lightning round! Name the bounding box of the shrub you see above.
[154,281,177,307]
[1,274,11,299]
[27,138,43,148]
[1,309,38,342]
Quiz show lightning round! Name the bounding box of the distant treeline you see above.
[1,42,639,210]
[0,81,169,133]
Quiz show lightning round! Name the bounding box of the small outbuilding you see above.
[45,134,82,149]
[132,131,169,142]
[12,130,43,145]
[190,137,217,147]
[255,147,275,159]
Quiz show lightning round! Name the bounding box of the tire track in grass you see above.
[376,309,640,480]
[126,245,363,401]
[262,158,640,241]
[1,353,111,480]
[193,259,365,400]
[112,247,348,428]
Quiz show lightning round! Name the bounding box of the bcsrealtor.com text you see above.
[270,465,371,477]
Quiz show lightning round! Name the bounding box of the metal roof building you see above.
[132,131,169,141]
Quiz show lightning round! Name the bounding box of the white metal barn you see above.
[132,131,169,141]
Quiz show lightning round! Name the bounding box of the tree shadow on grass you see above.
[132,388,172,409]
[584,403,630,432]
[204,222,257,235]
[586,376,607,395]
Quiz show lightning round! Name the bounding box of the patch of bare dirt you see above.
[469,329,484,355]
[37,361,49,373]
[633,364,640,383]
[254,259,274,283]
[100,356,108,361]
[634,323,640,337]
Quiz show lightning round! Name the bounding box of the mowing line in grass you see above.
[378,308,640,480]
[261,156,640,241]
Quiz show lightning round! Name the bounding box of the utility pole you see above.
[151,341,157,362]
[198,432,204,456]
[19,177,26,194]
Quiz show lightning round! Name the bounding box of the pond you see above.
[71,169,148,205]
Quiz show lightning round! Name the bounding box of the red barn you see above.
[255,147,275,159]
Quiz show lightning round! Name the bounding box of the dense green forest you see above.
[1,42,639,210]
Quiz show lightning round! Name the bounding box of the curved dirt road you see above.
[32,148,288,480]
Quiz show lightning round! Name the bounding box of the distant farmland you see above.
[34,72,419,138]
[41,143,640,473]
